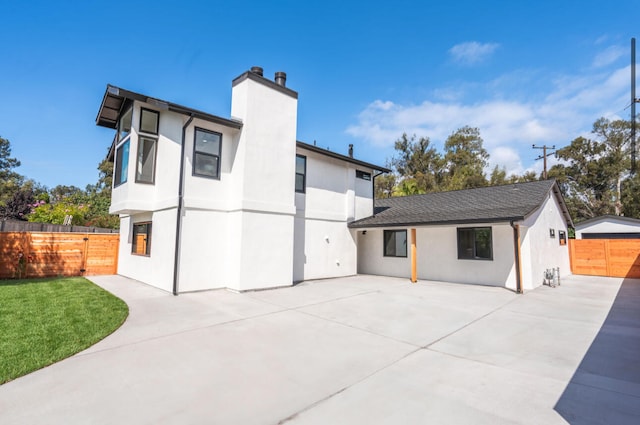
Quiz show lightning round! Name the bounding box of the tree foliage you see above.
[0,188,35,220]
[549,118,637,220]
[0,136,23,206]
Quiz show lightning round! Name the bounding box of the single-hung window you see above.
[295,155,306,193]
[384,230,407,257]
[132,222,152,256]
[457,227,492,260]
[193,128,222,179]
[114,139,130,187]
[140,108,159,135]
[136,136,157,184]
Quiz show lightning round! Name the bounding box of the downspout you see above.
[172,114,195,296]
[510,221,523,294]
[372,171,385,215]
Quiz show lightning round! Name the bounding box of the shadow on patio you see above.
[554,276,640,424]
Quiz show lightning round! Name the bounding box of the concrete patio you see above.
[0,274,638,424]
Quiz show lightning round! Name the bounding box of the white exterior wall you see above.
[112,72,299,293]
[521,192,571,289]
[357,224,518,289]
[117,210,177,292]
[575,218,640,238]
[293,149,373,282]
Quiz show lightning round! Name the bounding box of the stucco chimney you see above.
[275,71,287,87]
[250,66,264,76]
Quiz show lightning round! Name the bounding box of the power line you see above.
[532,144,556,180]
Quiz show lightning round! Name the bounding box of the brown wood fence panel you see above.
[0,232,119,279]
[569,239,640,278]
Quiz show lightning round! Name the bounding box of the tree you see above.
[442,126,489,190]
[0,136,23,206]
[549,118,637,221]
[0,188,35,220]
[390,133,444,193]
[374,172,396,199]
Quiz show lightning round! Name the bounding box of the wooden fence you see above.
[0,232,119,279]
[569,239,640,278]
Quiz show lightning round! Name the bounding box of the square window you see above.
[136,137,157,184]
[457,227,493,260]
[193,128,222,179]
[114,139,130,187]
[140,108,159,135]
[296,155,306,193]
[132,222,152,256]
[383,230,407,257]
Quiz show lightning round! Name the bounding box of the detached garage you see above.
[350,180,573,293]
[575,215,640,239]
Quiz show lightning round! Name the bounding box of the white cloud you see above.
[592,45,626,68]
[449,41,499,65]
[346,51,631,176]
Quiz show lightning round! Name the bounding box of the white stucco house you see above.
[350,180,574,292]
[574,215,640,239]
[96,67,389,294]
[96,66,573,294]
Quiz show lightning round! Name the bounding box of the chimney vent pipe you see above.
[348,144,354,158]
[250,66,263,76]
[275,71,287,86]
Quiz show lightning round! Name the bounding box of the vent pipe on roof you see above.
[251,66,264,76]
[349,144,354,158]
[275,71,287,86]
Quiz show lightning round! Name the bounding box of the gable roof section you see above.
[575,215,640,230]
[96,85,243,130]
[296,141,391,173]
[349,179,573,228]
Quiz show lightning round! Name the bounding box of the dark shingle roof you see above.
[349,179,573,228]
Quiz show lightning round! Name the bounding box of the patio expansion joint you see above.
[275,346,422,425]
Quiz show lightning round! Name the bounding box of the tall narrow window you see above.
[118,107,132,141]
[383,230,407,257]
[114,139,130,187]
[132,222,152,256]
[136,137,157,184]
[140,108,159,135]
[193,128,222,179]
[296,155,306,193]
[457,227,493,260]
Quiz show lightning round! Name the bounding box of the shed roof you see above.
[349,179,573,228]
[96,85,243,130]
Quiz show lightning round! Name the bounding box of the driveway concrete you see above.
[0,274,638,424]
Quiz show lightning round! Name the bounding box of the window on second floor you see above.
[295,155,306,193]
[114,139,130,187]
[140,108,159,135]
[117,107,132,141]
[356,170,371,181]
[136,137,157,184]
[193,128,222,179]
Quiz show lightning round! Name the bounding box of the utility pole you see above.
[532,144,556,179]
[632,37,638,174]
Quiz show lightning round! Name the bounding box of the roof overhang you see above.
[96,85,243,130]
[296,141,390,173]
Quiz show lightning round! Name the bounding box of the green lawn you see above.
[0,277,128,384]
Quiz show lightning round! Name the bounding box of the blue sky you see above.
[1,0,637,189]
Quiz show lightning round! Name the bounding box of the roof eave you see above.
[296,141,390,173]
[348,216,525,229]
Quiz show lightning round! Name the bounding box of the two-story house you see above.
[96,67,389,294]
